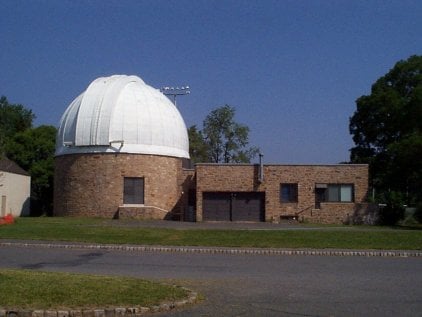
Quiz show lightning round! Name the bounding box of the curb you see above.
[0,288,198,317]
[1,241,421,257]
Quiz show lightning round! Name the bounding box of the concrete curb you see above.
[1,241,421,257]
[0,288,198,317]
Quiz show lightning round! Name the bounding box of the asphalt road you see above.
[0,245,421,316]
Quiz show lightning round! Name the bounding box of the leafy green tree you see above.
[0,96,35,153]
[0,96,56,216]
[349,55,422,222]
[187,125,209,163]
[188,105,259,163]
[202,105,258,163]
[5,125,57,216]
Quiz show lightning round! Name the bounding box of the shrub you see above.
[378,191,406,225]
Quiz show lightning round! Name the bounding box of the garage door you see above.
[203,192,265,222]
[202,192,231,221]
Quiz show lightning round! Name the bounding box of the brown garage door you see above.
[203,192,265,222]
[202,192,231,221]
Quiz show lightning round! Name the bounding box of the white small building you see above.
[0,157,31,217]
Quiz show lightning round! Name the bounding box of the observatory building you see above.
[54,75,190,219]
[54,75,370,224]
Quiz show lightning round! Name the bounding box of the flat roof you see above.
[195,163,368,167]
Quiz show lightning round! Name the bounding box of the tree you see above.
[189,105,259,163]
[349,55,422,223]
[5,125,57,216]
[0,96,56,216]
[187,125,209,163]
[0,96,35,154]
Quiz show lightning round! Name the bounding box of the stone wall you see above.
[195,164,369,224]
[54,153,184,218]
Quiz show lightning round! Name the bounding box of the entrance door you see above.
[315,188,326,209]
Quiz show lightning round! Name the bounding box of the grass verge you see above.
[0,269,188,310]
[0,217,421,250]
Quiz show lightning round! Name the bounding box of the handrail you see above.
[295,205,314,217]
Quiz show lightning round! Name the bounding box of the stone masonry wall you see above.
[195,164,368,224]
[54,153,183,218]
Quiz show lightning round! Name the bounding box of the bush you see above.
[414,202,422,224]
[378,191,406,225]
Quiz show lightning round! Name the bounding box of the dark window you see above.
[280,183,298,203]
[123,177,144,204]
[315,184,354,203]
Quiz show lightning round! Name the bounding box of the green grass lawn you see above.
[0,217,421,250]
[0,269,188,310]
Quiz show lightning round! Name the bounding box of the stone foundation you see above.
[117,206,170,220]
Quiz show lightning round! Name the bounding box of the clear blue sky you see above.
[1,0,421,163]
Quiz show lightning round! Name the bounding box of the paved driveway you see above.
[0,245,421,316]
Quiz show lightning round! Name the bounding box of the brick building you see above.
[54,75,369,224]
[194,163,368,224]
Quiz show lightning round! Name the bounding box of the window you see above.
[123,177,144,204]
[327,184,353,202]
[280,183,298,203]
[315,183,354,203]
[340,185,353,202]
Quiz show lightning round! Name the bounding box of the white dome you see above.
[56,75,190,158]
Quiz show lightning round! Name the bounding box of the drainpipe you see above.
[258,153,264,183]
